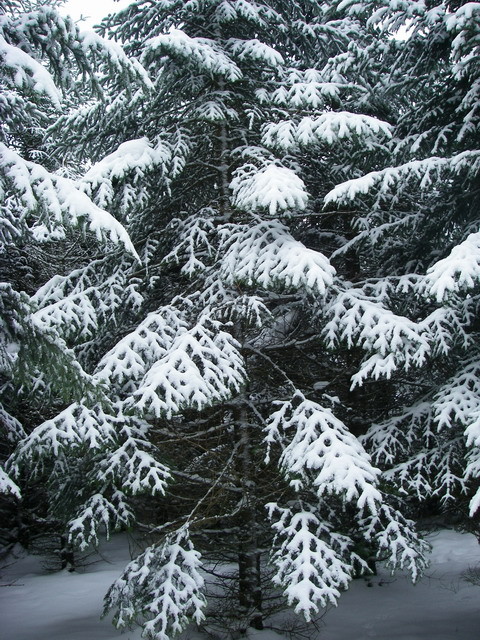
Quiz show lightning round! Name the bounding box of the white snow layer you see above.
[228,38,284,66]
[143,28,242,81]
[219,220,335,294]
[230,164,308,216]
[82,138,170,189]
[0,143,139,259]
[0,464,21,498]
[266,397,381,513]
[0,34,61,107]
[425,231,480,301]
[263,112,392,150]
[80,137,172,209]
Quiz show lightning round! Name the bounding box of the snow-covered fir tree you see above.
[0,0,149,546]
[1,0,449,637]
[317,0,480,532]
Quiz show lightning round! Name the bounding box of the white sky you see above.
[60,0,131,28]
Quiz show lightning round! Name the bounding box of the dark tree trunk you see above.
[236,402,263,632]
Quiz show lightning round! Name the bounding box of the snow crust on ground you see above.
[1,528,479,640]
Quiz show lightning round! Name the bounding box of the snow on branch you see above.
[99,423,171,496]
[465,447,480,516]
[1,284,101,404]
[362,401,435,467]
[219,220,335,294]
[430,359,480,512]
[361,0,430,31]
[12,407,171,543]
[266,395,381,514]
[216,294,272,329]
[420,307,469,356]
[95,307,187,393]
[32,287,99,341]
[433,360,480,433]
[445,2,480,69]
[10,403,118,468]
[0,144,139,258]
[68,491,134,550]
[230,163,308,216]
[267,504,354,618]
[32,265,106,307]
[425,231,480,302]
[215,0,283,27]
[105,527,206,640]
[0,33,61,107]
[132,320,246,418]
[0,464,21,499]
[28,263,144,353]
[256,63,363,108]
[76,29,153,90]
[257,81,344,109]
[80,138,172,210]
[445,2,480,32]
[325,290,430,385]
[362,504,430,583]
[263,112,392,151]
[0,7,151,104]
[194,98,239,123]
[8,302,100,402]
[162,214,217,277]
[0,405,26,444]
[142,28,242,81]
[228,38,284,66]
[383,441,466,504]
[324,151,480,206]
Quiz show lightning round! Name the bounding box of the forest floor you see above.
[1,527,479,640]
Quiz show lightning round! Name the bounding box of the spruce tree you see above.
[5,1,432,637]
[0,0,148,546]
[322,0,480,529]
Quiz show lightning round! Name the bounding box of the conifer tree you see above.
[321,0,480,529]
[0,0,148,543]
[5,1,433,637]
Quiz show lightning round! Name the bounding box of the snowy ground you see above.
[1,528,479,640]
